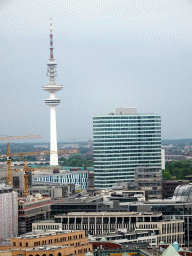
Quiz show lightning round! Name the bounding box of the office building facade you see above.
[43,211,184,247]
[93,108,161,189]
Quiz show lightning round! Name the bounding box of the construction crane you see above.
[1,143,78,187]
[13,160,33,197]
[23,160,35,197]
[0,135,42,141]
[0,135,42,186]
[14,161,57,197]
[3,142,51,186]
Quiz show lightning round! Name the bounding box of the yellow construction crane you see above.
[2,142,52,186]
[0,135,42,141]
[0,135,42,186]
[1,141,78,188]
[13,160,33,197]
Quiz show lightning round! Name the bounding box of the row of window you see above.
[95,155,161,162]
[93,124,161,129]
[94,161,161,168]
[94,125,161,128]
[93,115,160,119]
[94,136,161,140]
[93,119,160,123]
[94,149,161,153]
[36,224,60,230]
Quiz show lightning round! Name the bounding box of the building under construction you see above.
[18,193,52,235]
[0,184,18,240]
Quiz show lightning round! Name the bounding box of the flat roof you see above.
[57,211,161,217]
[34,170,88,177]
[33,219,56,223]
[27,245,68,251]
[15,230,79,239]
[90,230,152,239]
[94,113,159,117]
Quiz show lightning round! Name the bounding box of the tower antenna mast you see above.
[50,18,54,59]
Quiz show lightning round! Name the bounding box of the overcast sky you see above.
[0,0,192,142]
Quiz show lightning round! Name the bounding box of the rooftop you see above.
[15,230,78,239]
[89,230,153,240]
[34,170,88,177]
[18,194,52,205]
[58,211,161,217]
[26,245,67,252]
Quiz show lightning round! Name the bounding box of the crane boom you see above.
[3,142,78,187]
[0,135,42,141]
[4,133,42,186]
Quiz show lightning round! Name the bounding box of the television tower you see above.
[42,18,63,166]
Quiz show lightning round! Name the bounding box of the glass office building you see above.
[93,108,161,189]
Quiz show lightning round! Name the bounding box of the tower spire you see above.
[42,18,63,166]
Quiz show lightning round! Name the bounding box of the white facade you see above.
[33,170,88,189]
[0,184,18,240]
[161,148,165,170]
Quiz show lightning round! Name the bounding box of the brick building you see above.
[0,230,92,256]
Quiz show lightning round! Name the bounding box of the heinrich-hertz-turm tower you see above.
[42,18,63,166]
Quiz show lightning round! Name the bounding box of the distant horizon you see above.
[0,137,192,145]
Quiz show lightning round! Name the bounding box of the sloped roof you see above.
[162,245,180,256]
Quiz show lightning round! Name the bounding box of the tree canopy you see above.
[165,160,192,180]
[60,154,94,167]
[162,169,172,180]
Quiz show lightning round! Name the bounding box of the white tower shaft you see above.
[50,106,58,165]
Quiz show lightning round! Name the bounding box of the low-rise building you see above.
[51,197,101,216]
[15,184,76,199]
[89,230,156,247]
[33,212,184,247]
[120,184,192,247]
[134,166,162,199]
[0,230,92,256]
[33,170,88,189]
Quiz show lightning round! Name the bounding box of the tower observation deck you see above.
[42,18,63,166]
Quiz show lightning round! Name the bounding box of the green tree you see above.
[162,169,172,180]
[165,160,192,180]
[60,154,94,167]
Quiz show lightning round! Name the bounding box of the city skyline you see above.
[0,0,192,142]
